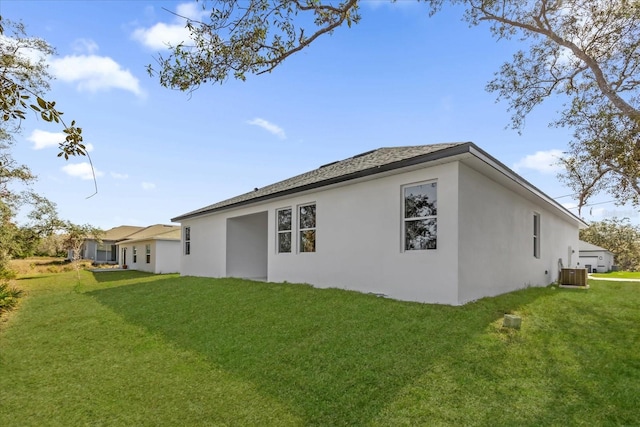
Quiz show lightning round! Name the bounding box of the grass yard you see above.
[591,270,640,279]
[1,269,639,426]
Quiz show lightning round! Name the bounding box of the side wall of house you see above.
[119,240,173,274]
[125,242,141,270]
[268,162,461,304]
[179,214,227,278]
[178,162,461,304]
[457,163,580,304]
[154,240,181,274]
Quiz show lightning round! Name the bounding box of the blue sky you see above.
[3,0,632,229]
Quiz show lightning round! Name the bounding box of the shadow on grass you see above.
[16,274,58,281]
[88,277,551,426]
[91,270,159,283]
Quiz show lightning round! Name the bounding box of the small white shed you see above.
[578,240,614,273]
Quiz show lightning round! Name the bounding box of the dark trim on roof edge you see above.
[171,141,586,227]
[171,143,473,221]
[466,144,587,227]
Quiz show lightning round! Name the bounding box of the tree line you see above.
[0,17,99,279]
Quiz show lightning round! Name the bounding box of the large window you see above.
[533,213,541,258]
[145,244,151,263]
[184,226,191,255]
[133,246,137,263]
[97,243,115,262]
[403,182,437,250]
[277,208,292,253]
[299,203,316,253]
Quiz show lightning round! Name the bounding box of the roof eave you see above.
[466,144,588,228]
[171,143,474,222]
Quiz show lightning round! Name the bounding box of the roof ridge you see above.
[172,142,470,221]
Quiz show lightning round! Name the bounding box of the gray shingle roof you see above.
[172,142,470,221]
[117,224,181,243]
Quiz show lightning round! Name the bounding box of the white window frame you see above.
[276,207,292,254]
[298,203,316,253]
[132,246,137,263]
[184,226,191,255]
[402,180,438,251]
[145,244,151,264]
[533,212,541,258]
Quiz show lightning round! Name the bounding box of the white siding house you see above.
[172,143,586,305]
[578,241,614,273]
[116,225,181,274]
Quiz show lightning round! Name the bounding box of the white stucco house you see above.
[578,240,614,273]
[73,225,144,264]
[171,142,586,305]
[116,224,181,274]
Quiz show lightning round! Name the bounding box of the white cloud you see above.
[0,34,47,66]
[132,22,191,49]
[61,162,104,180]
[247,118,286,139]
[27,130,94,153]
[72,38,99,54]
[513,149,564,174]
[111,172,129,179]
[141,182,156,190]
[175,2,205,20]
[27,129,64,150]
[132,2,206,50]
[49,55,145,97]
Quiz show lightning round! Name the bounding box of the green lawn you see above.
[1,270,639,426]
[591,271,640,279]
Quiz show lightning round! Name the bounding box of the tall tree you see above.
[449,0,640,210]
[62,222,102,282]
[150,0,639,209]
[0,16,95,273]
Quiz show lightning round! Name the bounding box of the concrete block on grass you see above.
[503,314,522,329]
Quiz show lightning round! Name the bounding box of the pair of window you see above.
[277,203,316,253]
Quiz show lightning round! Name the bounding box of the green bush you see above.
[0,281,23,313]
[0,267,17,280]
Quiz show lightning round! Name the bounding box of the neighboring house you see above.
[79,225,144,264]
[578,240,614,273]
[171,142,587,305]
[116,224,181,274]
